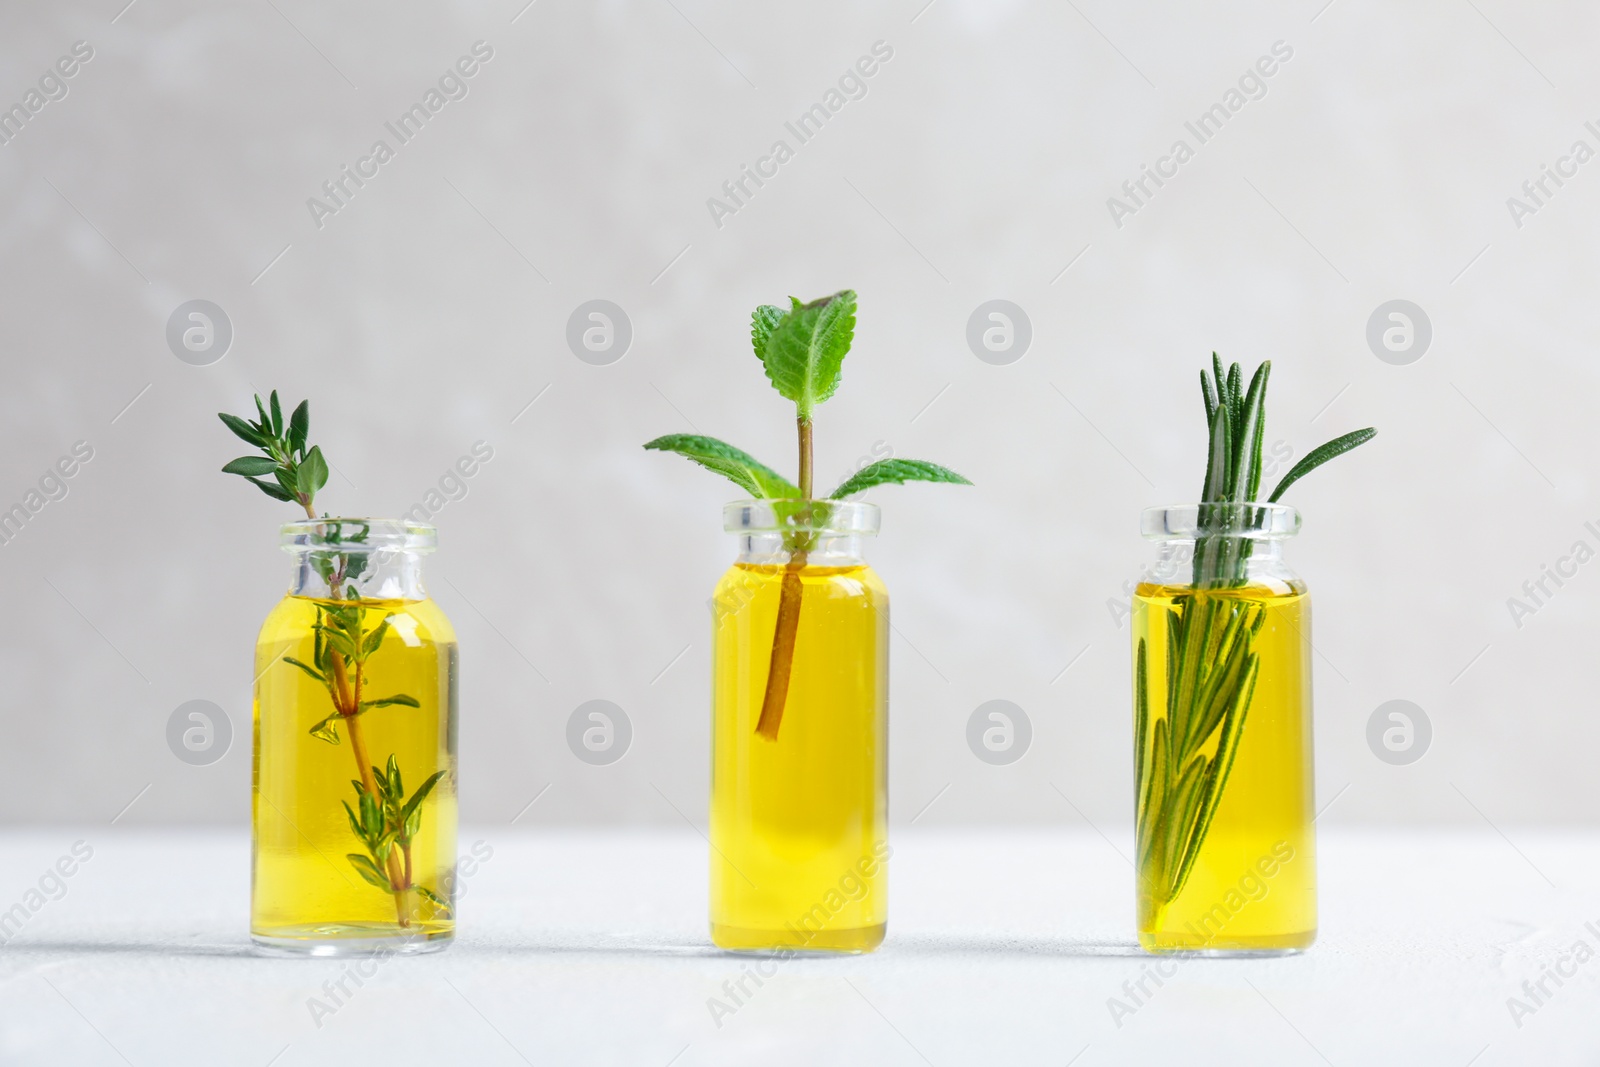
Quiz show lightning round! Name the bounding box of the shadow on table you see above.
[0,936,730,961]
[0,938,257,959]
[470,935,1147,960]
[882,934,1148,959]
[463,939,728,959]
[0,935,1151,961]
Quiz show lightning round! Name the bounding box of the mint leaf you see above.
[750,304,785,363]
[758,290,856,418]
[829,458,972,499]
[644,434,799,498]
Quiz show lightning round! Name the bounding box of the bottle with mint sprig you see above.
[221,392,461,956]
[645,290,969,953]
[1132,356,1375,955]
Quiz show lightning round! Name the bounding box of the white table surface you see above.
[0,827,1594,1066]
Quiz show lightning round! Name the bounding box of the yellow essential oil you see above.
[252,593,458,950]
[1132,582,1316,954]
[710,561,889,953]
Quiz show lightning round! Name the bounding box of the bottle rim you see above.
[280,517,437,554]
[1141,503,1300,541]
[723,499,881,536]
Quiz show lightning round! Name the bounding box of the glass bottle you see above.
[710,500,889,953]
[1131,503,1315,955]
[252,519,459,955]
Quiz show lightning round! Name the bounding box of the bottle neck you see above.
[735,529,871,567]
[288,548,429,601]
[280,518,435,602]
[724,499,880,567]
[1144,536,1293,588]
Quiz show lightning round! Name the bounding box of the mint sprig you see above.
[645,291,970,741]
[646,292,970,502]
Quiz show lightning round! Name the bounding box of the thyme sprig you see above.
[218,390,328,518]
[645,291,970,740]
[1136,357,1375,914]
[222,392,448,925]
[344,755,448,917]
[281,596,421,745]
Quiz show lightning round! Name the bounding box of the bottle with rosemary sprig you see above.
[646,290,969,954]
[222,393,459,956]
[1132,357,1375,954]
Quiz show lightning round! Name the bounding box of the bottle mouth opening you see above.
[280,517,437,554]
[1141,503,1300,541]
[723,499,881,536]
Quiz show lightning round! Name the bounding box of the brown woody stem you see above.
[754,551,807,739]
[754,416,813,740]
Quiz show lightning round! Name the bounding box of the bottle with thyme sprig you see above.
[645,290,969,953]
[224,392,460,956]
[1132,357,1375,954]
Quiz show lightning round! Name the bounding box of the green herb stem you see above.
[1136,356,1375,913]
[797,416,813,499]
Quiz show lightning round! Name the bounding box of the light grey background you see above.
[0,0,1591,828]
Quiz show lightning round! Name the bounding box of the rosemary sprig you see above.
[645,291,970,740]
[222,393,447,925]
[1136,357,1375,912]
